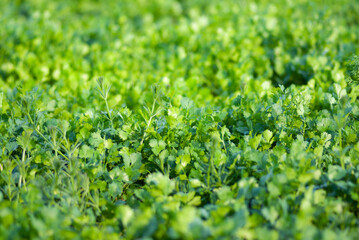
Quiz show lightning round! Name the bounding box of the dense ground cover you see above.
[1,0,359,239]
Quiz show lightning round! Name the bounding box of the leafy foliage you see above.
[0,0,359,239]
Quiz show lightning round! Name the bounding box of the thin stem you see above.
[22,148,26,163]
[8,181,12,202]
[339,128,342,149]
[105,98,114,128]
[18,148,26,189]
[160,157,165,174]
[140,116,153,145]
[221,138,227,153]
[210,155,221,185]
[207,159,211,188]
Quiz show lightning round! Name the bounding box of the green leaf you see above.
[89,132,103,147]
[109,182,122,198]
[328,165,346,181]
[180,97,194,110]
[149,139,166,156]
[249,134,262,149]
[262,130,273,143]
[272,104,282,118]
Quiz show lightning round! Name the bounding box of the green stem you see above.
[8,181,12,201]
[140,116,153,145]
[105,98,114,128]
[207,158,211,188]
[160,157,165,174]
[22,149,26,163]
[210,156,221,185]
[19,148,26,188]
[339,128,342,149]
[339,129,345,169]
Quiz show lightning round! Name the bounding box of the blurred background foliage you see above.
[1,0,358,110]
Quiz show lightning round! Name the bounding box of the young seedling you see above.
[16,129,33,188]
[97,77,115,128]
[139,85,164,145]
